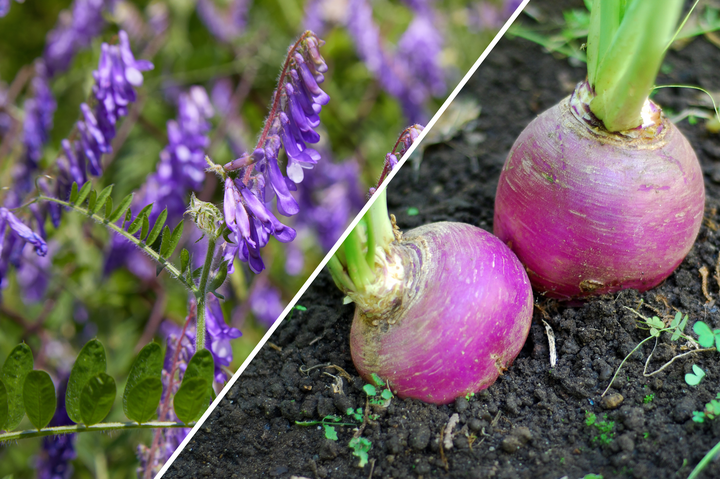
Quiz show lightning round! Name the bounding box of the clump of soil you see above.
[164,2,720,478]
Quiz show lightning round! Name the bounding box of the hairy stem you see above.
[195,236,217,351]
[0,421,188,442]
[37,195,197,293]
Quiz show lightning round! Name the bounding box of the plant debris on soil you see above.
[164,2,720,478]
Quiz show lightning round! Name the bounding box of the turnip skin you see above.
[494,93,705,300]
[349,222,533,405]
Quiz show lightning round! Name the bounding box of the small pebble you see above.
[601,393,624,410]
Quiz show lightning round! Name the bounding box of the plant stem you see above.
[37,195,197,293]
[328,189,396,296]
[195,236,217,351]
[688,439,720,479]
[588,0,683,131]
[0,421,188,442]
[602,335,654,397]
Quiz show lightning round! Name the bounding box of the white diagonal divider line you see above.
[155,1,531,476]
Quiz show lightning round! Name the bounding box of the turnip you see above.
[494,0,706,299]
[328,137,533,404]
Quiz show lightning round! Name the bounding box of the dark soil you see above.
[164,2,720,478]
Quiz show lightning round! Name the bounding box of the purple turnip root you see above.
[494,82,705,299]
[346,221,533,405]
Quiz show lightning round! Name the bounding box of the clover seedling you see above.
[364,373,394,407]
[692,393,720,423]
[347,407,363,422]
[693,321,720,350]
[323,424,338,441]
[585,412,615,445]
[349,436,372,467]
[685,364,706,386]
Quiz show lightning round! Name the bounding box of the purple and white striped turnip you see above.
[493,0,705,299]
[329,127,533,404]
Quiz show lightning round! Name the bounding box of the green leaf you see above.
[109,193,134,223]
[127,204,153,235]
[647,316,664,330]
[323,424,338,440]
[86,190,97,213]
[74,182,92,206]
[210,291,225,300]
[79,373,116,426]
[694,321,715,348]
[370,373,384,387]
[1,344,34,430]
[348,437,372,467]
[0,380,8,430]
[92,185,113,215]
[173,378,209,424]
[649,327,659,338]
[363,384,377,396]
[685,364,706,386]
[207,261,229,292]
[22,370,56,430]
[140,214,150,241]
[222,227,234,244]
[125,377,162,424]
[381,389,393,400]
[123,342,163,421]
[69,182,79,204]
[66,339,106,424]
[180,249,190,274]
[104,196,113,219]
[122,206,133,228]
[160,220,184,259]
[670,312,682,329]
[146,208,167,245]
[184,349,215,386]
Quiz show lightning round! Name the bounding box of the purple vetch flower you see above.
[105,86,213,275]
[397,14,445,97]
[16,240,54,303]
[43,0,110,77]
[37,376,77,479]
[345,0,447,123]
[346,0,425,123]
[249,283,284,328]
[23,61,56,166]
[55,29,152,194]
[196,0,249,43]
[221,32,329,273]
[295,152,364,251]
[469,0,522,31]
[370,124,424,196]
[205,295,242,382]
[0,0,21,18]
[0,208,48,257]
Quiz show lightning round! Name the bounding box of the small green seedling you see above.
[407,207,419,216]
[323,424,338,440]
[685,364,706,386]
[347,407,363,422]
[693,321,720,350]
[286,304,308,322]
[363,374,394,407]
[692,393,720,423]
[643,393,655,404]
[581,475,604,479]
[349,436,372,467]
[585,412,615,445]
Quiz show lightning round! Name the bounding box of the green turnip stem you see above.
[588,0,682,131]
[328,189,395,296]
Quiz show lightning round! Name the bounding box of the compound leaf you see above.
[1,344,34,430]
[123,342,163,420]
[146,208,167,245]
[92,185,113,215]
[66,339,106,424]
[79,373,116,426]
[125,377,162,424]
[173,378,208,425]
[23,370,56,430]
